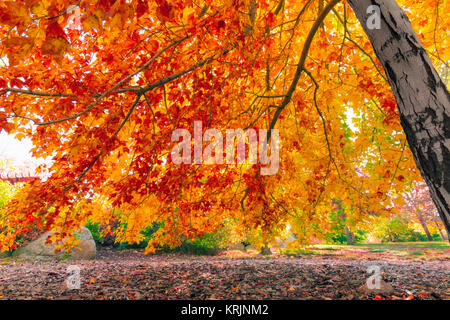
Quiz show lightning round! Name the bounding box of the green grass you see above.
[282,248,317,256]
[398,242,450,249]
[316,247,338,251]
[408,250,425,256]
[314,241,450,251]
[277,242,449,260]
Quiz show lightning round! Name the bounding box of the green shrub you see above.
[354,230,368,243]
[325,204,367,244]
[377,216,411,242]
[118,222,162,249]
[85,219,163,249]
[374,216,442,242]
[325,207,347,244]
[432,233,443,241]
[84,220,104,244]
[85,214,226,255]
[0,180,15,210]
[175,232,225,255]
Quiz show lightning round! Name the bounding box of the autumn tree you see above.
[347,0,450,241]
[0,0,448,252]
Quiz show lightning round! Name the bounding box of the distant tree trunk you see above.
[260,243,272,255]
[434,221,446,240]
[416,213,433,241]
[348,0,450,235]
[241,240,251,252]
[435,221,450,242]
[345,226,355,245]
[387,230,394,242]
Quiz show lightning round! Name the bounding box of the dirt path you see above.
[0,248,448,300]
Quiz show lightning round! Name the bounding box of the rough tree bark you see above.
[347,0,450,235]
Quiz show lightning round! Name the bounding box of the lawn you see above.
[281,241,450,261]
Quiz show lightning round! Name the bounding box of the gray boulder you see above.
[13,227,96,260]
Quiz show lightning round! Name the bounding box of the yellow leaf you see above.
[30,2,47,17]
[82,14,101,32]
[41,37,69,63]
[3,36,34,65]
[14,133,26,141]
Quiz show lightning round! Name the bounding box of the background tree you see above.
[0,0,448,252]
[401,182,448,241]
[347,0,450,236]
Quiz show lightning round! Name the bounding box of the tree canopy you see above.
[0,0,448,253]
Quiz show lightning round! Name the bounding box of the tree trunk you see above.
[348,0,450,235]
[388,230,394,242]
[345,226,355,245]
[260,243,272,255]
[417,214,433,241]
[433,221,446,241]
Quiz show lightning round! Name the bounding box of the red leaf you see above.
[46,21,66,39]
[136,0,148,18]
[156,0,174,21]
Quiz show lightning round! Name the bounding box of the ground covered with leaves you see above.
[0,244,448,300]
